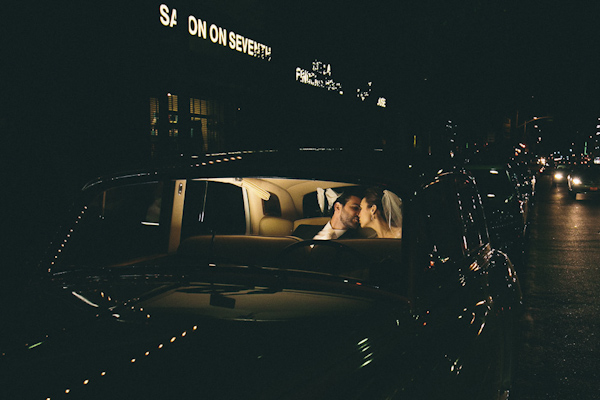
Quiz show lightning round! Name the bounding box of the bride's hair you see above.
[363,187,385,214]
[364,187,402,228]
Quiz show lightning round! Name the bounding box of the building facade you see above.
[142,2,395,159]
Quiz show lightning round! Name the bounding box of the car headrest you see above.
[259,216,294,236]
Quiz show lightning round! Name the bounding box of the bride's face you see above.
[359,198,373,228]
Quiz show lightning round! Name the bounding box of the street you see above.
[512,173,600,399]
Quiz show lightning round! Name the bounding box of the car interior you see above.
[174,177,403,278]
[64,177,405,282]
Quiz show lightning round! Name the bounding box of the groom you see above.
[294,190,363,240]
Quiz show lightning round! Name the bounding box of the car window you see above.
[456,176,489,253]
[173,178,405,286]
[181,180,246,240]
[262,193,281,217]
[56,181,168,267]
[471,169,516,200]
[59,176,408,285]
[419,176,464,260]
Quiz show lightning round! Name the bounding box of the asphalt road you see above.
[511,174,600,399]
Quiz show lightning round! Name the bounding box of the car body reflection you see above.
[467,164,529,266]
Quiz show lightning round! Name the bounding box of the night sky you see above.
[3,1,600,266]
[284,1,600,147]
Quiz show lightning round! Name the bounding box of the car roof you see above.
[82,148,456,194]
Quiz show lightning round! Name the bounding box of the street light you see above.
[516,115,552,148]
[518,115,552,134]
[513,114,551,160]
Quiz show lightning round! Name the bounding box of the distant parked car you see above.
[2,149,522,400]
[509,162,537,204]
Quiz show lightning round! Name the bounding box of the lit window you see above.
[168,94,178,125]
[150,98,159,125]
[168,94,178,112]
[190,98,209,121]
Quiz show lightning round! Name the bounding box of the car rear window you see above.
[181,180,246,240]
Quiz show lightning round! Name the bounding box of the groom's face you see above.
[338,195,361,229]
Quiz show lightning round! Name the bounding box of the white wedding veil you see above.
[381,190,403,228]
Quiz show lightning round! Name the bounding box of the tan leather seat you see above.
[259,216,294,236]
[292,217,330,231]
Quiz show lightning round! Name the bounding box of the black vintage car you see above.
[2,149,521,399]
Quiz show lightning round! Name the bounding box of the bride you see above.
[359,187,402,238]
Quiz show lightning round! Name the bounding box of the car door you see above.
[406,172,505,398]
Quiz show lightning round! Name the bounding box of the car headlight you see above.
[554,172,564,180]
[572,177,582,185]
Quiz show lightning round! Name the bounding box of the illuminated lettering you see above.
[218,26,227,46]
[159,4,177,27]
[188,16,196,34]
[312,61,331,76]
[295,67,323,88]
[357,82,372,101]
[296,60,342,93]
[188,15,207,38]
[207,24,228,45]
[235,34,242,51]
[159,4,169,25]
[227,33,268,58]
[228,32,236,49]
[209,24,219,43]
[207,25,227,45]
[161,7,272,61]
[200,20,207,38]
[377,97,387,108]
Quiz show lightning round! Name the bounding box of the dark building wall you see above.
[5,1,402,186]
